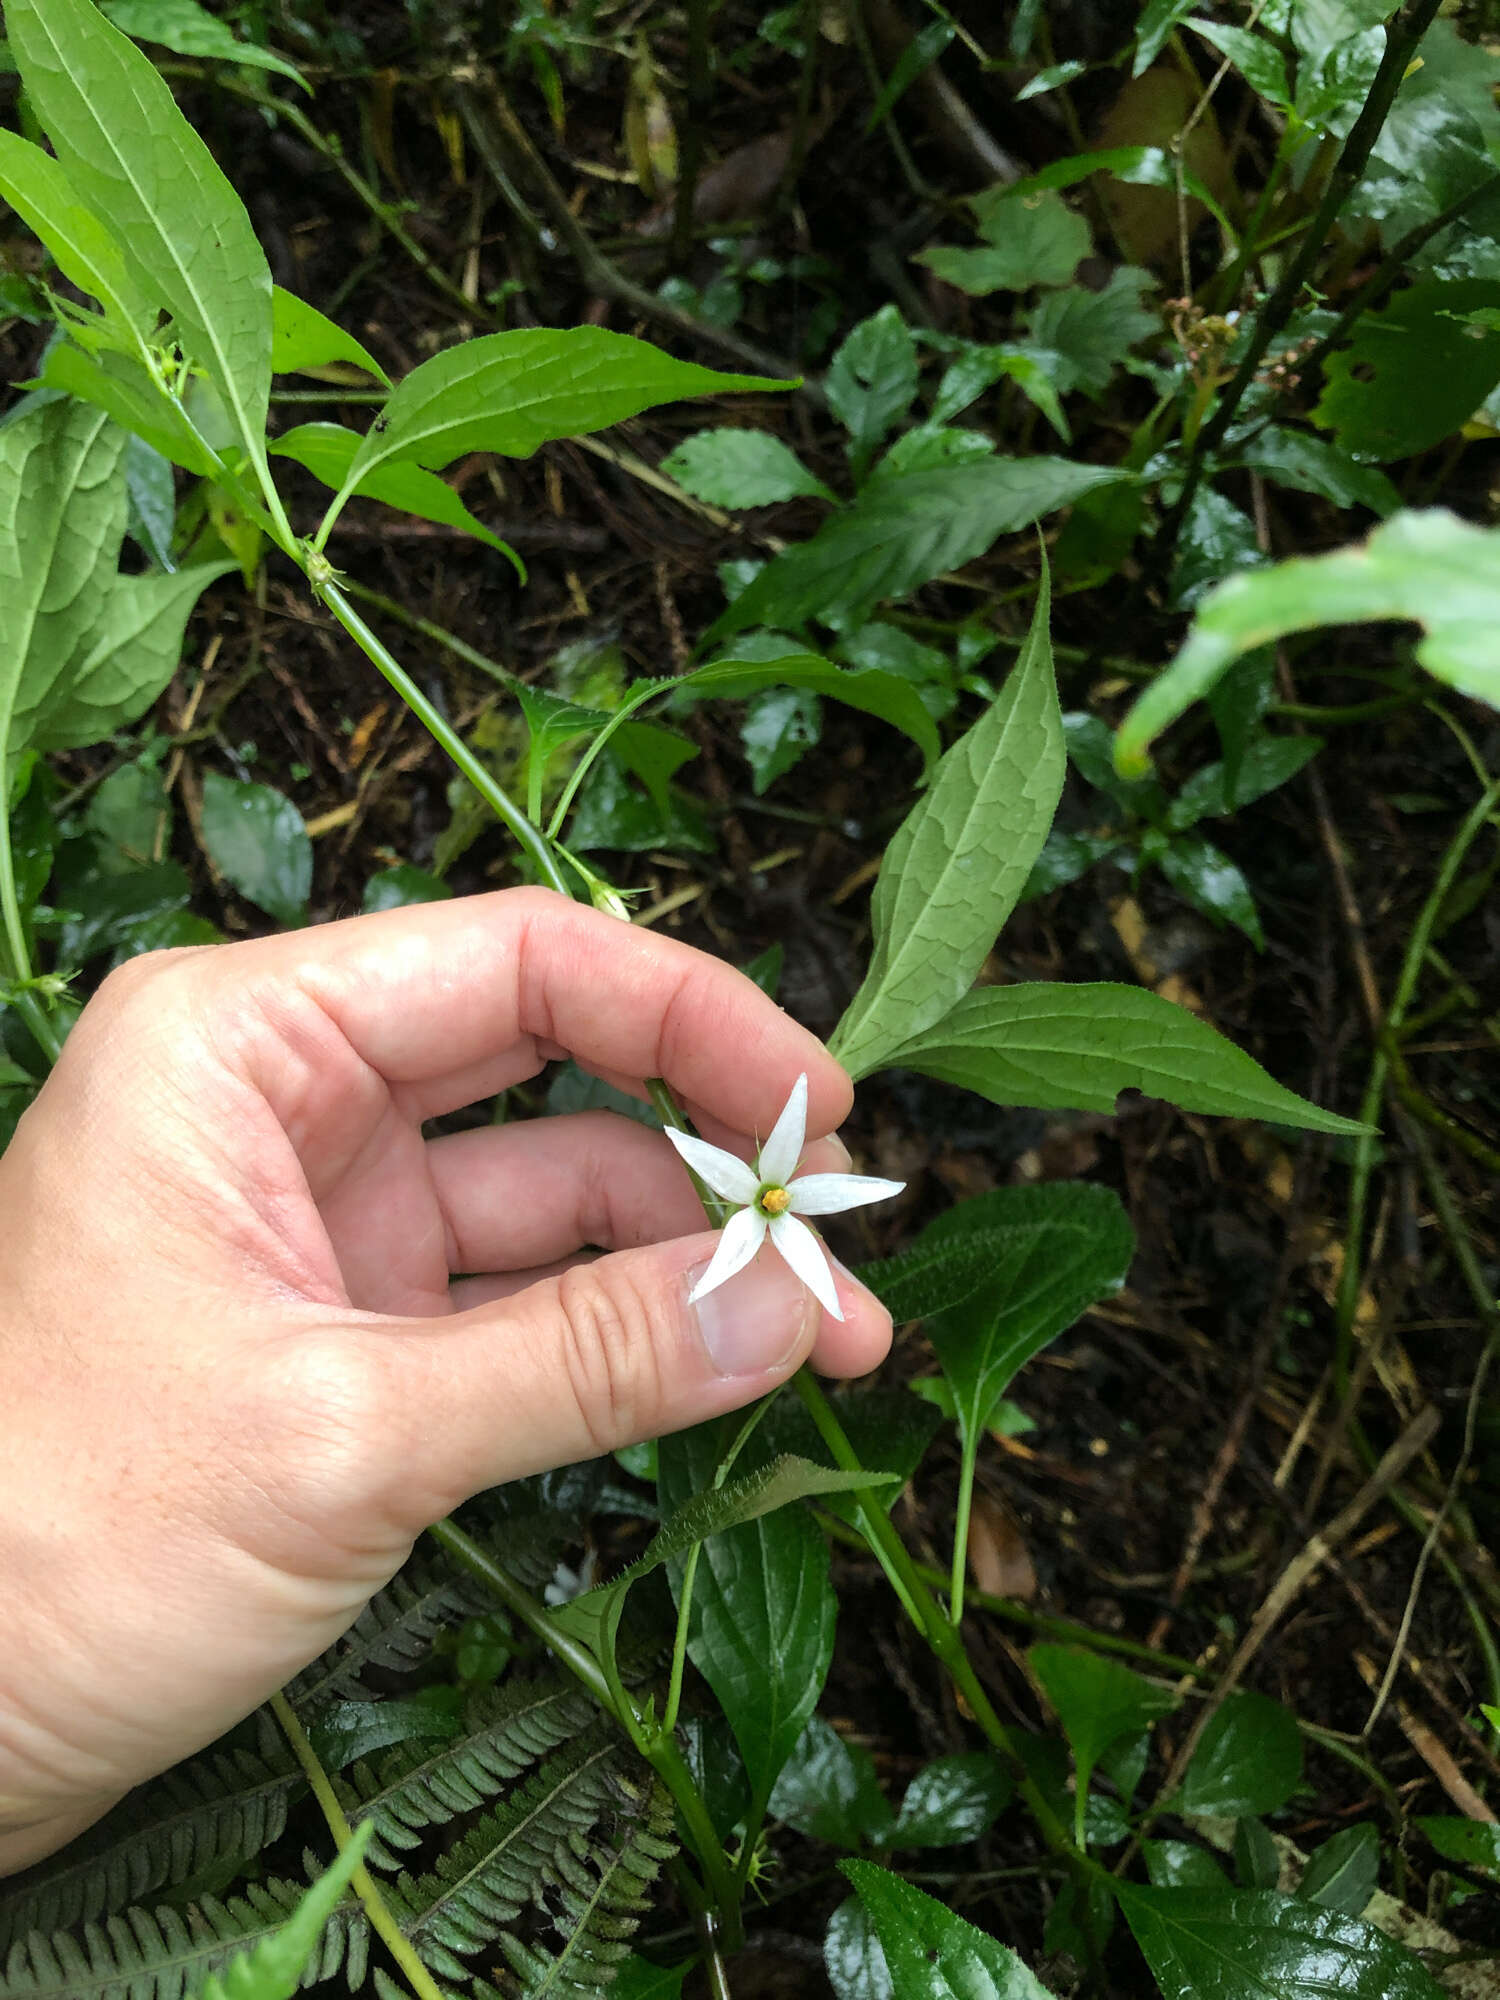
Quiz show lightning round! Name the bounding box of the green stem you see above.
[318,582,571,895]
[1163,0,1446,548]
[546,679,673,841]
[270,1692,450,2000]
[948,1429,979,1629]
[426,1517,743,1944]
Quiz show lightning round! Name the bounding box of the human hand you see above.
[0,888,892,1872]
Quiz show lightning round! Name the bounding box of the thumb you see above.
[387,1232,824,1514]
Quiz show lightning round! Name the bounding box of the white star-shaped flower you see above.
[663,1074,904,1322]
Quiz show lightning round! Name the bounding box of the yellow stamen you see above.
[759,1185,792,1216]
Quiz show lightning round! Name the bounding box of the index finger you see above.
[220,886,853,1141]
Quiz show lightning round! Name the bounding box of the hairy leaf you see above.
[843,1861,1059,1997]
[710,458,1123,639]
[830,560,1063,1078]
[9,0,274,457]
[881,982,1363,1132]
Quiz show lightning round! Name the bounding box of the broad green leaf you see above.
[931,345,1071,441]
[768,1715,894,1847]
[1178,1690,1302,1818]
[741,685,821,792]
[309,1693,461,1771]
[271,288,389,384]
[843,1860,1059,1998]
[0,402,230,823]
[758,1381,944,1528]
[918,188,1090,294]
[826,306,919,475]
[1172,487,1264,613]
[659,1429,844,1808]
[830,562,1063,1078]
[1030,1645,1178,1844]
[361,864,451,912]
[610,1960,689,2000]
[883,1754,1012,1849]
[661,428,835,505]
[1010,147,1234,238]
[189,1826,370,2000]
[1416,1816,1500,1876]
[54,857,199,966]
[1188,19,1290,103]
[1165,735,1321,828]
[1134,0,1198,73]
[1025,268,1158,398]
[85,755,170,871]
[101,0,307,86]
[550,1454,893,1663]
[685,649,940,770]
[877,982,1365,1132]
[825,1897,894,2000]
[914,1185,1133,1466]
[1233,427,1398,518]
[1143,1841,1231,1890]
[42,343,217,475]
[272,422,523,574]
[868,423,995,484]
[341,328,783,493]
[1315,280,1500,461]
[1298,1824,1379,1914]
[1115,510,1500,776]
[199,774,312,927]
[710,458,1124,641]
[0,129,147,335]
[567,749,711,854]
[1157,831,1264,947]
[9,0,275,458]
[1117,1884,1445,2000]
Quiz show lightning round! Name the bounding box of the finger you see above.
[427,1118,854,1274]
[360,1232,894,1519]
[205,888,850,1138]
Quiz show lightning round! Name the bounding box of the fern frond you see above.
[465,1778,676,1999]
[391,1730,631,1983]
[0,1874,367,2000]
[0,1716,300,1953]
[342,1676,604,1869]
[285,1556,497,1712]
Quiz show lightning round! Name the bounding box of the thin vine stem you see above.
[270,1691,449,2000]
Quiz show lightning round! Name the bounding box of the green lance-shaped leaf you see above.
[1117,1884,1446,2000]
[1116,509,1500,776]
[1029,1646,1179,1847]
[42,343,219,477]
[685,650,940,771]
[549,1454,893,1667]
[0,129,149,338]
[100,0,308,89]
[880,981,1366,1134]
[830,558,1064,1080]
[8,0,275,464]
[331,328,786,518]
[188,1826,370,2000]
[272,423,524,578]
[271,288,389,384]
[843,1860,1061,1998]
[658,1428,843,1811]
[710,458,1125,640]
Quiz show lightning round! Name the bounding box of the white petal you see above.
[687,1207,767,1303]
[788,1172,906,1217]
[757,1073,808,1187]
[768,1212,844,1321]
[663,1126,761,1206]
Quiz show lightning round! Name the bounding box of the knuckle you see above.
[553,1265,665,1456]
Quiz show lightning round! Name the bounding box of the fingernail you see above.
[692,1249,815,1379]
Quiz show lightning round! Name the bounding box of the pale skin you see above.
[0,887,893,1875]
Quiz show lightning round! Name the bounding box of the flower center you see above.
[757,1184,792,1217]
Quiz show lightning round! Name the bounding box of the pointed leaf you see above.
[825,1896,894,2000]
[843,1860,1060,1998]
[1029,1646,1178,1842]
[684,650,940,770]
[101,0,308,87]
[42,343,218,475]
[883,1753,1012,1849]
[831,561,1064,1078]
[0,129,146,333]
[710,459,1124,640]
[1297,1825,1379,1915]
[199,774,312,927]
[271,289,389,384]
[343,328,784,491]
[1117,1884,1445,2000]
[9,0,274,455]
[882,982,1365,1134]
[662,427,835,505]
[769,1716,894,1848]
[1178,1690,1302,1818]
